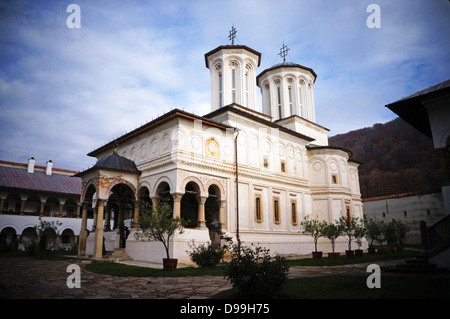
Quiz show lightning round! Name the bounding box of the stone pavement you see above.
[0,256,406,299]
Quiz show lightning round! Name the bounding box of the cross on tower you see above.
[229,25,237,45]
[278,43,290,63]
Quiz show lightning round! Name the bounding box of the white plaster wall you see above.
[363,192,446,245]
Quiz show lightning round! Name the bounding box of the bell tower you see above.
[257,44,317,122]
[204,27,261,112]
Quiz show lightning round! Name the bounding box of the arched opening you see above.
[181,182,199,228]
[205,185,221,246]
[44,197,60,217]
[108,183,135,248]
[22,227,38,250]
[60,229,75,251]
[0,227,17,251]
[138,186,152,211]
[4,193,21,214]
[63,198,77,218]
[84,184,97,219]
[39,227,57,251]
[156,181,173,209]
[25,195,41,215]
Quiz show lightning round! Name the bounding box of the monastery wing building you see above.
[76,39,364,263]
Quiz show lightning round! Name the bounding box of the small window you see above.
[274,199,280,224]
[263,157,269,169]
[255,197,262,222]
[281,161,286,173]
[291,202,297,225]
[331,174,338,184]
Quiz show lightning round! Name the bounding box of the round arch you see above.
[151,176,174,198]
[204,179,225,198]
[0,227,18,248]
[81,181,98,204]
[181,176,206,196]
[181,181,200,228]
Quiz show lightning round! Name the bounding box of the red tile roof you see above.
[0,164,81,195]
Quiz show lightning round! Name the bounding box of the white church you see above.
[76,32,364,263]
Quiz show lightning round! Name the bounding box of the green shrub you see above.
[224,243,290,298]
[187,241,225,268]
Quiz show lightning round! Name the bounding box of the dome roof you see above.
[94,152,140,174]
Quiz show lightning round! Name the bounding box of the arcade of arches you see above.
[78,178,226,259]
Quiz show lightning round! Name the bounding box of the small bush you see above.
[187,241,225,268]
[224,243,290,298]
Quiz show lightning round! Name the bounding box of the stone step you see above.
[104,248,131,261]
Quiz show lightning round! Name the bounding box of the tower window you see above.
[219,72,223,108]
[281,161,286,173]
[232,69,236,103]
[263,157,269,168]
[277,86,282,119]
[331,174,338,184]
[288,86,293,116]
[245,72,249,107]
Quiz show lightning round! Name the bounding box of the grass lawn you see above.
[211,274,450,299]
[287,248,419,266]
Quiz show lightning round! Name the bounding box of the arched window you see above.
[245,71,249,107]
[264,83,271,116]
[299,79,306,117]
[219,72,223,108]
[288,86,293,116]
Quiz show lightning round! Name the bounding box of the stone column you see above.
[172,194,183,219]
[39,201,45,217]
[93,199,105,259]
[58,202,64,217]
[20,199,26,215]
[76,203,81,218]
[132,200,141,228]
[219,200,227,230]
[197,196,207,229]
[78,203,88,257]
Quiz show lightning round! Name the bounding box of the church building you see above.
[76,32,364,263]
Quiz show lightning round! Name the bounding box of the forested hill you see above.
[328,117,446,199]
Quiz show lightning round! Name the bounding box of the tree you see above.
[364,217,385,248]
[134,200,184,260]
[322,222,342,253]
[32,217,62,254]
[299,216,328,253]
[384,219,410,249]
[337,214,361,252]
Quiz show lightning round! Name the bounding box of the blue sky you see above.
[1,0,449,171]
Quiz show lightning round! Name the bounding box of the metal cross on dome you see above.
[229,25,237,45]
[278,43,290,63]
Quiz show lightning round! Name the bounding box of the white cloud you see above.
[0,0,449,169]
